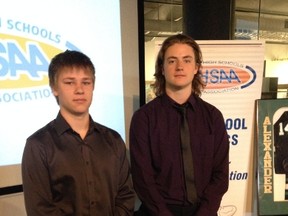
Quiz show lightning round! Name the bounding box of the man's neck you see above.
[61,110,90,139]
[166,87,192,105]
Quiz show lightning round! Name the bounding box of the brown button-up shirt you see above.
[22,112,135,216]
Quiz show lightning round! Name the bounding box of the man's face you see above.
[52,66,94,117]
[162,43,198,92]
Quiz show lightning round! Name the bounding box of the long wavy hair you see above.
[152,34,205,96]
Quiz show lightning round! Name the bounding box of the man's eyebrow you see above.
[62,77,76,80]
[166,55,193,59]
[166,56,177,59]
[183,55,193,59]
[62,77,92,80]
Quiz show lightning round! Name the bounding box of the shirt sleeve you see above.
[22,137,64,216]
[129,110,174,216]
[113,134,136,216]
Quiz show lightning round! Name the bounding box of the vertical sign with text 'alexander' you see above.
[256,99,288,215]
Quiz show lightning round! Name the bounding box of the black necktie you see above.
[177,104,197,203]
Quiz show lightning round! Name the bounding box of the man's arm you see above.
[114,137,135,216]
[22,138,63,216]
[129,111,174,216]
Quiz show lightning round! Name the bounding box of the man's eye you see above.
[64,81,73,85]
[83,81,91,85]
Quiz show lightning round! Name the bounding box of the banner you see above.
[256,99,288,215]
[199,40,265,216]
[0,0,125,188]
[145,39,265,215]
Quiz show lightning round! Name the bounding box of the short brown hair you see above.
[48,50,95,104]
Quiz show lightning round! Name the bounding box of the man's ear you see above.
[194,64,199,75]
[51,87,58,97]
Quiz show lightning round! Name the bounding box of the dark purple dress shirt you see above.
[129,93,229,216]
[22,112,135,216]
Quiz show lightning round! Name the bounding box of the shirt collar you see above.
[54,112,70,135]
[54,112,98,136]
[162,93,197,110]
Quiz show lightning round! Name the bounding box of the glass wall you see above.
[235,0,288,98]
[142,0,288,102]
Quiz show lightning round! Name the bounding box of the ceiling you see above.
[144,0,182,41]
[143,0,288,43]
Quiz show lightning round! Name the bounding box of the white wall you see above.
[0,0,139,215]
[120,0,140,148]
[120,0,141,210]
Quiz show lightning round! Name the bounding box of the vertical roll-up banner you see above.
[199,40,265,216]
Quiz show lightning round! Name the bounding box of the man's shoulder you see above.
[195,96,220,111]
[27,119,55,141]
[136,96,162,113]
[194,96,225,122]
[92,121,126,154]
[92,121,122,139]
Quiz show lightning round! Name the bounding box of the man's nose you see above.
[75,83,84,93]
[176,61,183,70]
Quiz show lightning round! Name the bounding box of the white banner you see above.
[0,0,125,188]
[199,40,265,216]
